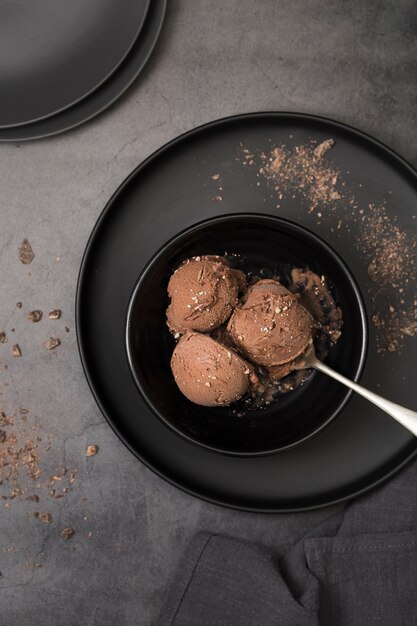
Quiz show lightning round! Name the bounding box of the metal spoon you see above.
[294,342,417,437]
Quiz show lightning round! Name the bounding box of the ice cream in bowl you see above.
[126,214,367,455]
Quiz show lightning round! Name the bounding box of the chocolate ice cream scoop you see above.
[166,255,246,334]
[227,279,313,367]
[171,332,257,407]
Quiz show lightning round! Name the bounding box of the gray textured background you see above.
[0,1,416,624]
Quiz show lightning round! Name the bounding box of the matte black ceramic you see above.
[0,0,150,127]
[0,0,166,142]
[76,112,417,511]
[126,214,367,455]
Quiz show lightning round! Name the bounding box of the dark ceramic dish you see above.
[126,214,368,456]
[0,0,150,127]
[77,113,417,511]
[0,0,166,141]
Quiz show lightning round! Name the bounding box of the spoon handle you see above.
[313,358,417,437]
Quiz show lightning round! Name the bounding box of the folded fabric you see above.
[158,456,417,626]
[158,532,319,626]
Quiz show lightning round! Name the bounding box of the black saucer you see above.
[0,0,166,142]
[76,113,417,512]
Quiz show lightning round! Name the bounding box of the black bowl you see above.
[126,214,368,456]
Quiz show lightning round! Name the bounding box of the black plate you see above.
[126,214,367,455]
[76,113,417,512]
[0,0,150,128]
[0,0,166,142]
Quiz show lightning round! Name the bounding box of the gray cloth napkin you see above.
[158,456,417,625]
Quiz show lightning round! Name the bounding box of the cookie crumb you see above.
[48,310,61,320]
[0,332,7,343]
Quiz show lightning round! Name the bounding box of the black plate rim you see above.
[124,212,368,457]
[0,0,151,129]
[0,0,167,142]
[76,111,417,513]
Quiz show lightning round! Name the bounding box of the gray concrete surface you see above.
[0,1,416,624]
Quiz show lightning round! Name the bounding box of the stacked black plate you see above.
[0,0,167,141]
[76,112,417,512]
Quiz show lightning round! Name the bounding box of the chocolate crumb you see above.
[11,344,22,357]
[48,310,61,320]
[16,302,22,309]
[258,142,342,213]
[247,140,416,355]
[27,310,43,323]
[60,527,74,540]
[64,326,70,333]
[86,445,98,457]
[43,337,61,350]
[19,239,34,264]
[313,138,335,158]
[0,413,9,427]
[34,512,53,524]
[0,332,7,343]
[402,322,417,337]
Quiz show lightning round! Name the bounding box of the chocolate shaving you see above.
[48,310,61,320]
[11,344,22,357]
[0,412,11,427]
[34,512,53,524]
[26,495,39,502]
[18,239,34,264]
[27,310,43,322]
[43,337,61,350]
[86,445,98,457]
[60,527,74,540]
[402,322,417,337]
[313,138,335,158]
